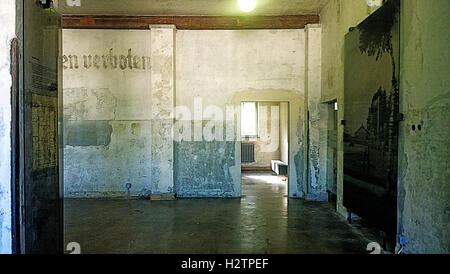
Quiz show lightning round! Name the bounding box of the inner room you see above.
[240,101,289,197]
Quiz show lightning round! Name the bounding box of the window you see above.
[241,102,258,137]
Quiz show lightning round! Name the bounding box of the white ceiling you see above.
[57,0,329,16]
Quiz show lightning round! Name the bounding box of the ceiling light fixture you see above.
[238,0,256,13]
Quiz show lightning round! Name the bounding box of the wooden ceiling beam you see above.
[62,15,320,30]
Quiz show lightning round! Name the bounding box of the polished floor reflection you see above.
[64,172,377,254]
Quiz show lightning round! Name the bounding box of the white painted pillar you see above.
[305,24,327,201]
[149,25,176,199]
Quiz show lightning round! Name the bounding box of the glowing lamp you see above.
[238,0,256,13]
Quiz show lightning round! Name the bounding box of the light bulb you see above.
[238,0,256,13]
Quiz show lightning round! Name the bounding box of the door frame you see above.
[238,99,291,197]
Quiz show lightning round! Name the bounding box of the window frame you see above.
[240,101,259,139]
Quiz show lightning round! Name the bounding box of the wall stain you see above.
[175,141,237,197]
[65,121,112,147]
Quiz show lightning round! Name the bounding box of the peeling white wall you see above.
[176,29,308,197]
[63,27,324,199]
[150,25,176,195]
[398,0,449,254]
[63,29,153,197]
[0,0,15,254]
[176,30,305,110]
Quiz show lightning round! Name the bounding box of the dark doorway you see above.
[326,101,338,208]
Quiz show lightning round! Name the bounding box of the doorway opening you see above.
[326,101,338,208]
[240,101,289,197]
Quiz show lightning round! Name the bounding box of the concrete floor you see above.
[64,172,379,254]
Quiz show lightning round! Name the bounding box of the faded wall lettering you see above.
[63,48,151,70]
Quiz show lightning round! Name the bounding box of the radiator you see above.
[241,143,255,163]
